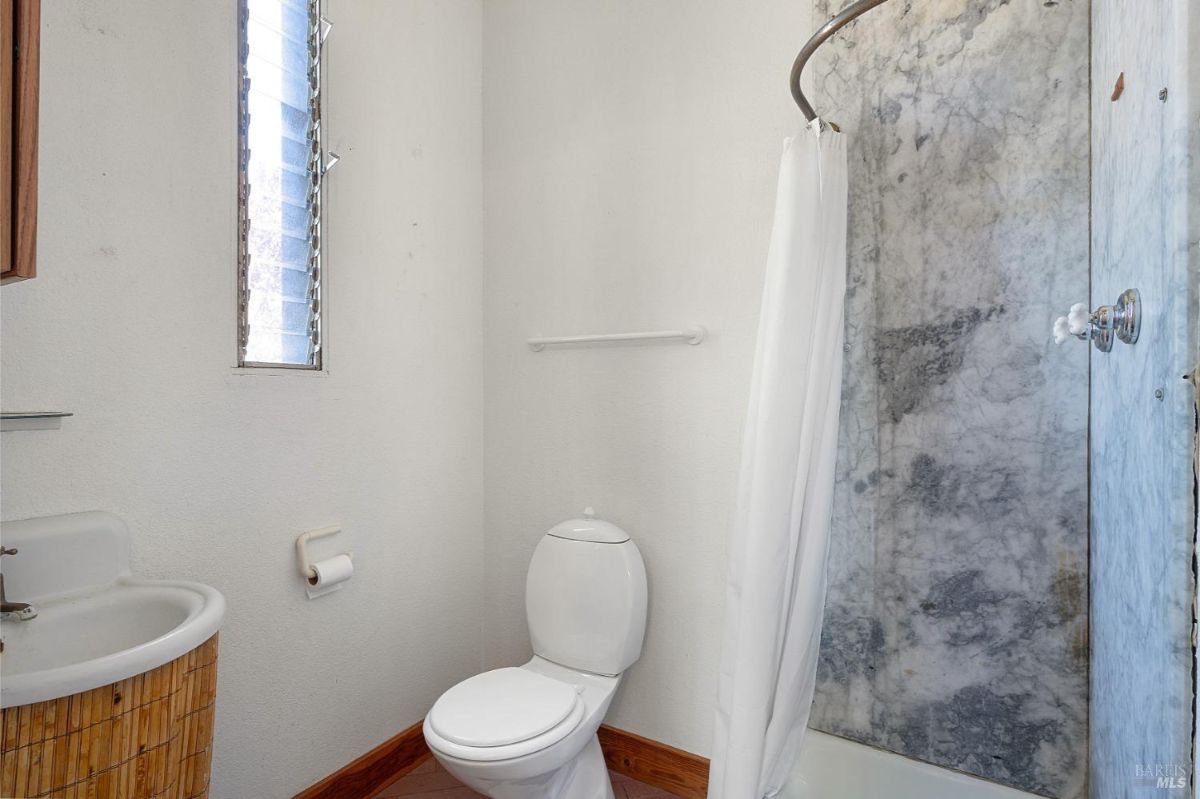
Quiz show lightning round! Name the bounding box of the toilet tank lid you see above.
[547,508,630,544]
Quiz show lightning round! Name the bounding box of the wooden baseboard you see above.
[292,720,708,799]
[293,720,431,799]
[599,725,709,799]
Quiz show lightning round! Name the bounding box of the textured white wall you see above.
[3,0,822,785]
[481,0,813,756]
[0,1,483,797]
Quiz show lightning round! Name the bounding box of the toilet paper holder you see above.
[296,526,353,585]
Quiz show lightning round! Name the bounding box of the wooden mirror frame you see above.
[1,0,38,284]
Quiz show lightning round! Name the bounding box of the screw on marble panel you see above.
[1155,388,1165,401]
[1159,88,1169,102]
[843,343,852,352]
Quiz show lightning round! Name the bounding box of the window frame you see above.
[236,0,326,371]
[2,0,39,285]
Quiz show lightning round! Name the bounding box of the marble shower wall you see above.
[1088,0,1197,794]
[808,2,1091,797]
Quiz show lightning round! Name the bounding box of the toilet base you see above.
[435,735,614,799]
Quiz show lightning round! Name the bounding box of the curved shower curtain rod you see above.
[791,0,893,121]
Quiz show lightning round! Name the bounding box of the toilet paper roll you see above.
[305,553,354,599]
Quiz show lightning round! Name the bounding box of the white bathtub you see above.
[781,730,1038,799]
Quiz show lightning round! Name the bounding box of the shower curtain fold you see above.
[708,119,847,799]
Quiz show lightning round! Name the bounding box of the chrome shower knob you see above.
[1089,289,1141,352]
[1112,288,1141,344]
[1053,289,1141,352]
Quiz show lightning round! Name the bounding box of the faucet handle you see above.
[1053,316,1072,344]
[1067,303,1091,336]
[0,547,17,556]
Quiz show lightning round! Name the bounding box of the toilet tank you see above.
[525,513,648,677]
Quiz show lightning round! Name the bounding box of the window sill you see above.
[229,366,329,378]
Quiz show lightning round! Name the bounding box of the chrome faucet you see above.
[0,547,38,621]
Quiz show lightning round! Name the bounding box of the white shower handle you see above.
[1067,303,1091,336]
[1052,316,1072,345]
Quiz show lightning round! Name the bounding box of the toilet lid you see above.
[428,667,581,748]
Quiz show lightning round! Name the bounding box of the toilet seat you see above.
[426,667,586,762]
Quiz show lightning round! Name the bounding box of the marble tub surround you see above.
[807,1,1090,797]
[1088,0,1197,794]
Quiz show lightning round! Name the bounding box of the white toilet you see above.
[423,509,648,799]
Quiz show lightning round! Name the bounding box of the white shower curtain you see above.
[708,119,848,799]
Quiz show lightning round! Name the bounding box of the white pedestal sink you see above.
[0,511,226,708]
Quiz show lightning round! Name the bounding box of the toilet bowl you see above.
[423,510,648,799]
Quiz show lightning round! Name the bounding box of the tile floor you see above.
[373,757,685,799]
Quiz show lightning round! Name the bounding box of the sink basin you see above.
[0,512,226,708]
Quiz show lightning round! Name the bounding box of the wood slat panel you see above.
[0,635,218,799]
